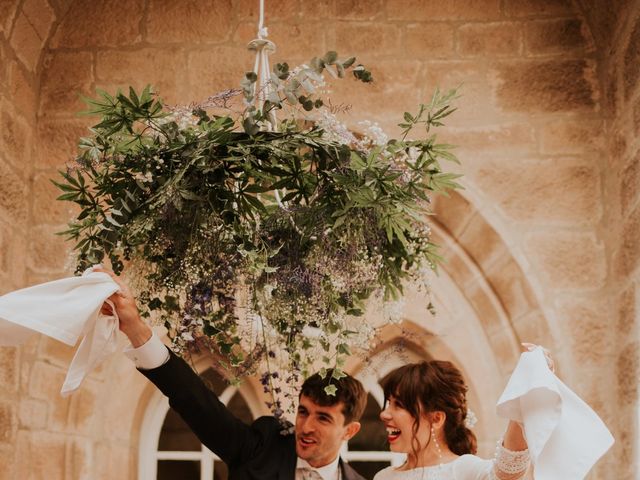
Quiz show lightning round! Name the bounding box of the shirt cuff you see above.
[123,330,170,370]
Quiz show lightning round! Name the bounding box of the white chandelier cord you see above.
[248,0,277,131]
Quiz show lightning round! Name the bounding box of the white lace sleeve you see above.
[490,440,530,480]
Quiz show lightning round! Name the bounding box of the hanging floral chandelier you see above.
[53,0,461,411]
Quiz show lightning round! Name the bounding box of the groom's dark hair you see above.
[300,369,367,424]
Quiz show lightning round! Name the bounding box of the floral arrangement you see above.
[54,51,461,410]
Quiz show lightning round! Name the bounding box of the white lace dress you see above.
[373,444,530,480]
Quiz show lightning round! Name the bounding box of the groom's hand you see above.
[94,266,152,347]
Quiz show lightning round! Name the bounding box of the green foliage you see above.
[54,51,461,400]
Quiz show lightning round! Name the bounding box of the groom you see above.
[98,268,367,480]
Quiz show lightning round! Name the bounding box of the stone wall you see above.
[0,0,638,478]
[577,0,640,476]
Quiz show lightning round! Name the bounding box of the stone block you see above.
[485,256,538,320]
[525,230,606,290]
[300,0,334,18]
[335,0,383,19]
[385,0,501,21]
[608,409,638,477]
[0,0,19,34]
[524,18,591,55]
[617,284,637,336]
[616,341,639,407]
[18,398,48,429]
[405,23,455,59]
[487,328,520,375]
[48,0,75,15]
[94,444,133,480]
[473,159,600,225]
[147,0,232,43]
[615,202,640,277]
[492,60,596,113]
[32,168,76,222]
[0,159,29,224]
[335,22,401,57]
[457,211,508,270]
[0,41,9,89]
[51,0,143,48]
[503,0,573,17]
[446,122,536,157]
[186,47,253,103]
[558,296,615,365]
[32,170,80,225]
[9,12,43,72]
[234,0,299,21]
[539,118,604,155]
[0,402,15,444]
[633,95,640,134]
[621,150,640,215]
[38,336,75,366]
[68,378,99,434]
[0,108,33,176]
[67,436,94,479]
[0,447,16,480]
[29,360,67,400]
[36,118,91,169]
[432,190,475,238]
[421,61,494,125]
[623,15,640,100]
[264,21,327,63]
[29,361,71,428]
[440,247,478,290]
[512,310,554,346]
[27,224,72,273]
[15,430,66,479]
[39,51,93,116]
[0,347,18,393]
[458,22,521,57]
[8,61,37,119]
[22,0,56,40]
[464,281,505,335]
[4,227,28,288]
[0,227,6,272]
[329,59,422,119]
[96,48,188,105]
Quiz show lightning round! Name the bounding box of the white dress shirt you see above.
[295,456,340,480]
[123,330,170,369]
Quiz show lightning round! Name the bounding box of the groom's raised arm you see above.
[95,267,262,467]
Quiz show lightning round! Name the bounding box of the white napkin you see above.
[0,269,120,396]
[496,347,614,479]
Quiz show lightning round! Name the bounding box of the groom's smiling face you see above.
[295,394,360,468]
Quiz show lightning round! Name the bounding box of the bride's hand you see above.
[522,342,556,373]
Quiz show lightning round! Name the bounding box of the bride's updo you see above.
[382,360,477,456]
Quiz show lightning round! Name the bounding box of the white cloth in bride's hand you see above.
[0,269,120,396]
[496,347,614,479]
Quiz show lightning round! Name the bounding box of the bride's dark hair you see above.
[382,360,477,457]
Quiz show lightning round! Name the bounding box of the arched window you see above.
[138,367,257,480]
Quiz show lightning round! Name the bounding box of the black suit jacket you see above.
[141,350,366,480]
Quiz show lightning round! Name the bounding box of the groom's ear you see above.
[343,421,361,440]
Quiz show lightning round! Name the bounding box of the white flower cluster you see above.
[314,109,360,146]
[358,120,388,147]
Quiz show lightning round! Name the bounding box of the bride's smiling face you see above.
[379,395,431,454]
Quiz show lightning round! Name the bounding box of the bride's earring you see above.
[431,425,443,465]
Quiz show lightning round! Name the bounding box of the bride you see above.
[374,346,552,480]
